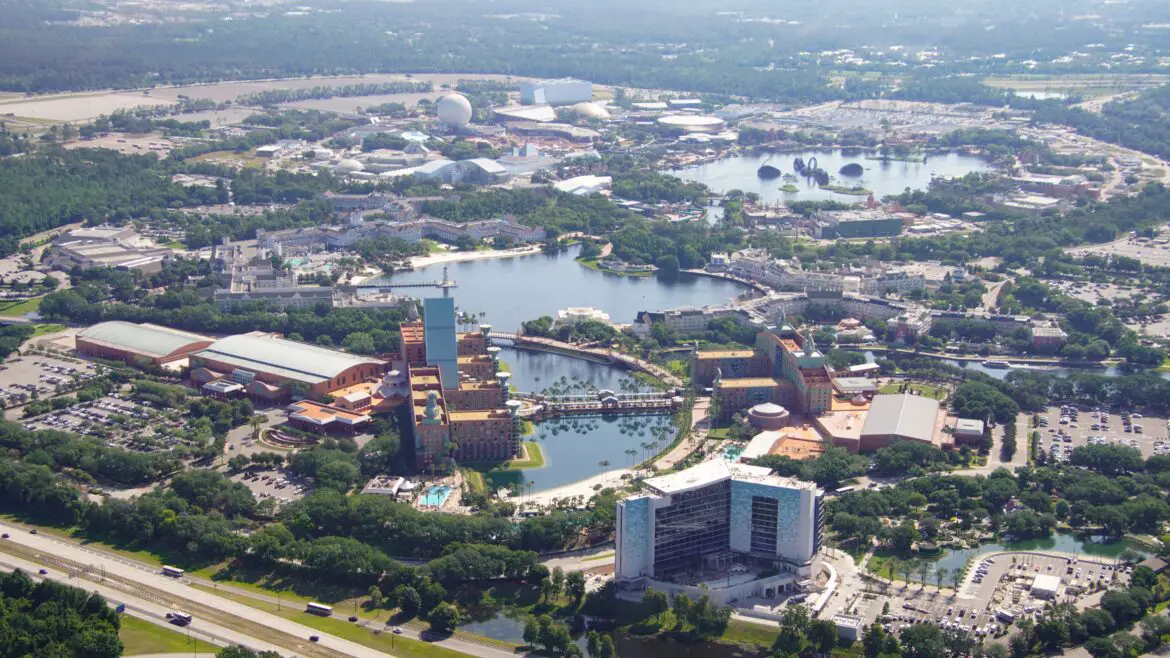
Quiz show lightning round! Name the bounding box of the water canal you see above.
[369,244,750,332]
[668,148,992,204]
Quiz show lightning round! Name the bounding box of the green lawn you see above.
[163,240,188,249]
[31,323,66,337]
[582,551,615,562]
[461,469,485,493]
[877,382,948,399]
[721,619,780,647]
[509,441,545,468]
[120,614,217,656]
[193,585,472,658]
[0,297,43,317]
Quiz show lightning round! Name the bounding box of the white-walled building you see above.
[520,78,593,106]
[616,460,823,604]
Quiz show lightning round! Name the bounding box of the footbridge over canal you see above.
[513,390,684,420]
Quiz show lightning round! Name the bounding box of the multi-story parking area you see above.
[1035,405,1170,461]
[0,355,102,410]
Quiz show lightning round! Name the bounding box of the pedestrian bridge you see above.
[513,390,683,419]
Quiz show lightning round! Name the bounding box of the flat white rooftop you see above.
[643,459,817,496]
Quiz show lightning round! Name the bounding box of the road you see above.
[653,396,711,471]
[0,522,394,658]
[982,280,1007,312]
[0,552,265,654]
[0,519,520,658]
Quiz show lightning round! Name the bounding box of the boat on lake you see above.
[981,360,1013,369]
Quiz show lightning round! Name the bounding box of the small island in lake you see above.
[839,162,864,176]
[757,164,781,179]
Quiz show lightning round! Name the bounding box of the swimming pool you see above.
[421,485,453,507]
[722,444,744,461]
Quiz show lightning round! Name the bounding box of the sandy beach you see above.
[409,245,543,269]
[526,468,634,506]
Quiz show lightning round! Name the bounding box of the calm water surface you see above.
[371,245,749,331]
[668,149,992,204]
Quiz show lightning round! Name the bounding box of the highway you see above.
[0,521,394,658]
[0,520,519,658]
[0,551,253,653]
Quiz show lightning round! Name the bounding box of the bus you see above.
[161,566,184,578]
[167,612,192,626]
[306,602,333,616]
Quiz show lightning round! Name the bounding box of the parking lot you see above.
[22,392,192,452]
[879,551,1130,644]
[229,468,313,510]
[0,355,103,413]
[1035,405,1170,461]
[1066,229,1170,268]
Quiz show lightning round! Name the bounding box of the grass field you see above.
[31,323,66,337]
[119,615,218,656]
[877,382,948,399]
[509,441,545,468]
[0,297,43,317]
[192,585,473,658]
[721,619,780,648]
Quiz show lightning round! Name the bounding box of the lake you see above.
[369,245,750,331]
[668,149,992,204]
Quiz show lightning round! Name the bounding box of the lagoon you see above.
[369,245,749,332]
[668,149,992,204]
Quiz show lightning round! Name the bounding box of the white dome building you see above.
[335,158,364,174]
[568,102,610,120]
[437,93,473,128]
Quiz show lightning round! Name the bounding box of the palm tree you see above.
[625,448,637,467]
[598,460,610,482]
[640,442,650,462]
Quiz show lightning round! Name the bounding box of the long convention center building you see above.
[76,321,214,368]
[85,294,520,468]
[616,460,823,604]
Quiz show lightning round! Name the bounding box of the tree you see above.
[427,601,461,633]
[809,618,839,656]
[551,566,565,597]
[586,630,602,658]
[598,634,617,658]
[901,624,947,658]
[218,649,283,658]
[566,570,586,605]
[394,585,421,618]
[1035,617,1070,650]
[540,577,558,602]
[863,623,890,658]
[367,585,383,608]
[642,587,670,621]
[1084,637,1121,658]
[656,255,680,279]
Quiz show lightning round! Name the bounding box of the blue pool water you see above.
[723,445,744,461]
[421,485,453,507]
